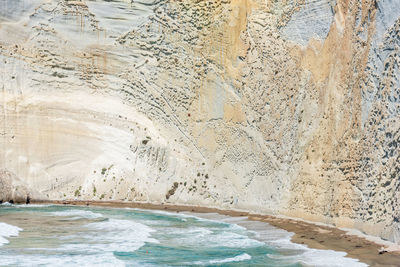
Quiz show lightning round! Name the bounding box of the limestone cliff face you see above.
[0,0,399,242]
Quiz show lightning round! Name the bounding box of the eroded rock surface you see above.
[0,0,399,243]
[0,170,42,203]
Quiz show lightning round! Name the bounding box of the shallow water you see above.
[0,204,366,266]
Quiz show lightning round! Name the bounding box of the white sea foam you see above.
[0,207,369,266]
[236,220,367,267]
[128,210,265,250]
[1,202,51,207]
[50,209,103,220]
[14,204,51,208]
[209,253,252,264]
[135,208,235,224]
[0,222,22,246]
[58,219,159,253]
[263,231,368,266]
[192,214,368,267]
[166,226,264,249]
[267,249,368,267]
[0,252,126,267]
[194,253,252,265]
[136,209,247,233]
[134,208,194,221]
[295,249,367,267]
[210,231,265,248]
[169,227,213,237]
[0,216,158,266]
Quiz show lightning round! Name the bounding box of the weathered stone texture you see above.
[0,0,399,242]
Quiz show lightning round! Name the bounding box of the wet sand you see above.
[31,199,400,266]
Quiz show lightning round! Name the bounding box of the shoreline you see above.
[31,199,400,266]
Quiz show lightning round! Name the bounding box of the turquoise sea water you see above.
[0,204,367,266]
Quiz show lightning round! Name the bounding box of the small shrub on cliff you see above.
[74,189,80,197]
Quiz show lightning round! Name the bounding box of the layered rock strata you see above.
[0,0,399,243]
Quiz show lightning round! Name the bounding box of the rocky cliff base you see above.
[0,170,42,204]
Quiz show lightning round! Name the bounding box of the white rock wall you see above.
[0,0,399,243]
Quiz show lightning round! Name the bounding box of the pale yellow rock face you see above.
[1,0,399,242]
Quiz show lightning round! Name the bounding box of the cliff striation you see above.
[1,0,399,243]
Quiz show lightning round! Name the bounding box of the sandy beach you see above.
[30,199,400,267]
